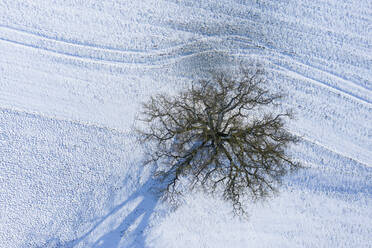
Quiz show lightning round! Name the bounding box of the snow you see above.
[0,0,371,247]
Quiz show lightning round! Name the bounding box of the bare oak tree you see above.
[138,66,300,215]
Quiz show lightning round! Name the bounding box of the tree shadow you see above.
[65,178,160,248]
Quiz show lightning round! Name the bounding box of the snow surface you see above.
[0,0,371,247]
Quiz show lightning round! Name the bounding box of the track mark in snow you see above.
[0,24,165,54]
[0,25,266,68]
[273,64,372,106]
[295,134,371,169]
[265,46,372,92]
[0,25,201,65]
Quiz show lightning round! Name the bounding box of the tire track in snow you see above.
[0,24,264,68]
[232,32,372,96]
[265,47,372,92]
[256,45,372,106]
[0,24,201,66]
[0,24,172,54]
[0,25,213,66]
[292,131,371,168]
[0,36,232,71]
[272,64,372,106]
[229,45,372,106]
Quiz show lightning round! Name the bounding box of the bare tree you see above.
[138,66,300,215]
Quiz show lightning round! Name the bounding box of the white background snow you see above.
[0,0,371,247]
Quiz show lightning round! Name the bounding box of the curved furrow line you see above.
[0,36,184,66]
[0,24,222,66]
[0,24,261,63]
[271,65,372,106]
[0,31,264,70]
[224,47,372,106]
[292,132,371,169]
[0,24,180,54]
[0,36,193,68]
[265,47,372,92]
[0,37,252,79]
[264,51,372,105]
[234,36,371,91]
[286,134,372,197]
[294,58,372,92]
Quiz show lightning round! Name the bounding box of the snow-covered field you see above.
[0,0,371,247]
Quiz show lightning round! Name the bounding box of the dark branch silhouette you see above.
[138,66,300,215]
